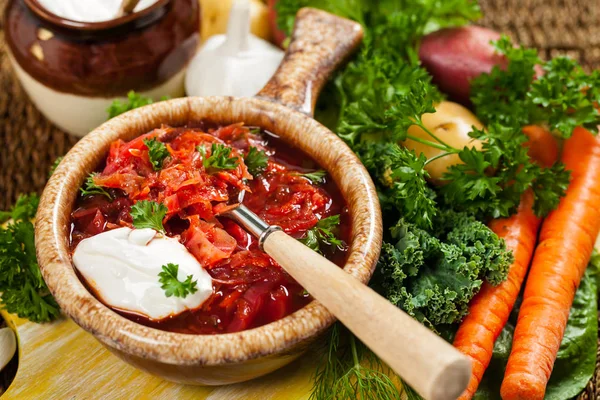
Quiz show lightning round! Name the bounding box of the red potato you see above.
[419,26,505,104]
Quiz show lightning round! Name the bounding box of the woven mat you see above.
[0,0,599,398]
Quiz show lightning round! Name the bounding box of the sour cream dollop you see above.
[73,227,213,320]
[37,0,159,23]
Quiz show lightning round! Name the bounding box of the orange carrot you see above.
[452,126,557,399]
[522,125,560,168]
[453,190,540,399]
[501,127,600,400]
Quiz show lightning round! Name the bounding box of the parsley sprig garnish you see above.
[143,138,170,171]
[80,173,112,200]
[198,144,239,171]
[244,146,269,176]
[300,215,344,254]
[130,200,167,233]
[298,170,327,184]
[0,194,60,322]
[158,263,198,298]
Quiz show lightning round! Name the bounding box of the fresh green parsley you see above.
[198,143,239,171]
[0,193,40,223]
[440,123,570,218]
[107,91,154,119]
[300,215,344,254]
[471,36,600,138]
[106,91,170,119]
[298,170,327,184]
[80,173,112,200]
[244,147,269,176]
[0,194,60,323]
[48,156,64,178]
[143,138,170,171]
[130,200,168,233]
[158,263,198,298]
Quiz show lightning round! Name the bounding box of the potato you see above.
[200,0,272,42]
[403,101,484,184]
[419,26,504,104]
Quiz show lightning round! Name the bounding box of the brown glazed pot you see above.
[36,8,382,385]
[4,0,199,136]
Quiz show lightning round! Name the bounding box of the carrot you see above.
[522,125,560,168]
[501,127,600,400]
[452,126,557,399]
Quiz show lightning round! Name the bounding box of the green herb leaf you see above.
[130,200,168,233]
[0,194,60,323]
[107,91,154,119]
[378,211,512,327]
[0,193,40,223]
[199,144,239,171]
[310,323,405,400]
[298,170,327,184]
[471,36,600,138]
[244,147,269,176]
[143,138,170,171]
[158,263,198,298]
[300,215,344,254]
[48,156,64,177]
[80,173,112,200]
[357,142,437,229]
[440,123,571,219]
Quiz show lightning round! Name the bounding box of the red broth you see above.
[69,124,350,334]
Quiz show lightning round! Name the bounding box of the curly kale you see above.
[377,211,512,327]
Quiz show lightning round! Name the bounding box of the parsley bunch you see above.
[0,194,60,322]
[107,91,169,119]
[472,37,600,138]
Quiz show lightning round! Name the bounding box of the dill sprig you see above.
[310,323,419,400]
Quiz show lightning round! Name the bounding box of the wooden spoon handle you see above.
[263,230,472,400]
[255,8,363,116]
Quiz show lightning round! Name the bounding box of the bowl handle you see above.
[255,8,363,117]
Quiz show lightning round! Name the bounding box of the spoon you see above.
[225,197,472,400]
[116,0,141,17]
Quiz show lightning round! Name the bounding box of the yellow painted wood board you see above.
[1,311,317,399]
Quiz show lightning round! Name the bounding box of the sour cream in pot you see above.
[37,0,159,23]
[72,227,213,320]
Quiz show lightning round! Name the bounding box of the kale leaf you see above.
[377,211,512,327]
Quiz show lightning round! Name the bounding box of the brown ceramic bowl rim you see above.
[36,96,383,366]
[23,0,170,31]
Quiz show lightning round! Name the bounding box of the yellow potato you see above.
[403,101,484,184]
[199,0,272,42]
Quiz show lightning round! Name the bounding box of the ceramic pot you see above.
[3,0,200,136]
[35,8,381,385]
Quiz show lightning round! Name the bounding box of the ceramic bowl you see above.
[35,8,381,385]
[3,0,199,137]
